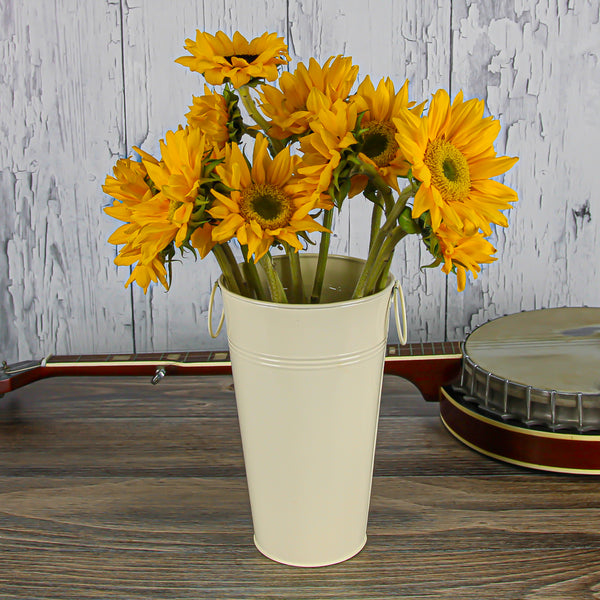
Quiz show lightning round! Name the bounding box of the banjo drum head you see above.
[461,307,600,431]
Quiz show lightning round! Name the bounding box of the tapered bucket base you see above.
[253,535,368,568]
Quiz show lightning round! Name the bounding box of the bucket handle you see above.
[392,281,407,346]
[208,280,225,339]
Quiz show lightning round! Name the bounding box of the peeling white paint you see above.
[1,0,599,363]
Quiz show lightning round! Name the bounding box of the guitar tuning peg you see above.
[151,367,166,385]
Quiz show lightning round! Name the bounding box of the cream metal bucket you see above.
[209,254,406,567]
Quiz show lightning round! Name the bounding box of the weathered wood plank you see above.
[0,0,134,365]
[0,374,431,419]
[1,476,600,598]
[447,0,600,340]
[116,0,222,354]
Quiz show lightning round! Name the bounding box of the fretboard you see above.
[386,341,462,359]
[45,350,232,367]
[1,342,463,401]
[43,341,462,367]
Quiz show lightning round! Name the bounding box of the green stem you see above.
[375,256,393,293]
[259,252,288,303]
[369,195,383,251]
[238,86,284,154]
[242,260,268,301]
[239,244,268,301]
[352,184,414,299]
[221,242,249,296]
[363,228,406,296]
[382,187,395,216]
[285,244,305,303]
[310,209,334,303]
[212,244,242,295]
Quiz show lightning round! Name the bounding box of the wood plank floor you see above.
[1,375,600,599]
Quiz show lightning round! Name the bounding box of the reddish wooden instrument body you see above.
[440,386,600,474]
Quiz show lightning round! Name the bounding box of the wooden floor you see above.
[1,374,600,599]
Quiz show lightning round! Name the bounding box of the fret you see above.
[47,354,97,364]
[108,354,132,361]
[185,351,214,362]
[399,344,414,357]
[133,353,167,362]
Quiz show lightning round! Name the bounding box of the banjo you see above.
[440,306,600,474]
[3,307,600,473]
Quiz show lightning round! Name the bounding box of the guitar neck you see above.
[1,341,463,402]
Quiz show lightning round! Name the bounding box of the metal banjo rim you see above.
[458,307,600,433]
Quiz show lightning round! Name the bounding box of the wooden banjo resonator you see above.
[2,307,600,474]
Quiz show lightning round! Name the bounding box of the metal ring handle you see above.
[392,280,407,345]
[208,280,225,339]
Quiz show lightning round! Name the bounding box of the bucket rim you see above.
[218,254,395,309]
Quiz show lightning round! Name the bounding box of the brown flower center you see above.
[361,120,399,167]
[240,183,293,229]
[224,54,259,65]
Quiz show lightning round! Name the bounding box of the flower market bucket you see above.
[209,254,406,567]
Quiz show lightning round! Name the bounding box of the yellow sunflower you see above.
[434,225,497,292]
[132,127,218,260]
[175,31,290,89]
[351,76,423,193]
[103,156,173,292]
[291,95,358,202]
[394,89,518,234]
[103,156,158,242]
[185,85,236,149]
[208,134,329,261]
[104,128,220,292]
[259,55,359,139]
[103,156,156,206]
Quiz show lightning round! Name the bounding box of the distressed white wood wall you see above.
[1,0,599,363]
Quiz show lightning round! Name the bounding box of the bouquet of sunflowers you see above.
[103,31,518,304]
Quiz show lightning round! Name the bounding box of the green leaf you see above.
[337,177,352,206]
[397,207,422,234]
